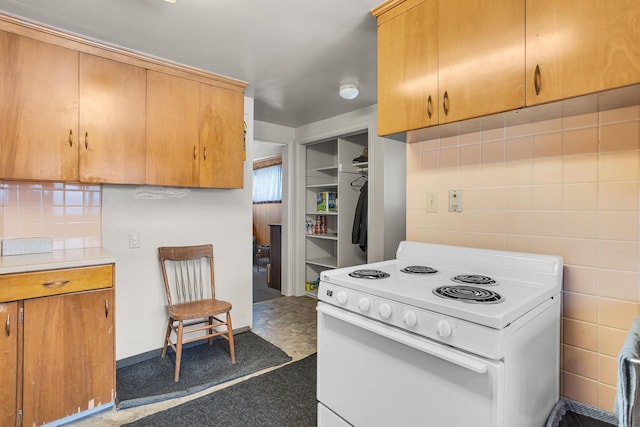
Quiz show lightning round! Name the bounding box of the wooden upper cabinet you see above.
[146,72,245,189]
[146,70,200,187]
[79,54,146,184]
[376,0,438,136]
[0,30,79,181]
[199,84,244,189]
[373,0,524,133]
[526,0,640,105]
[0,302,18,427]
[437,0,525,124]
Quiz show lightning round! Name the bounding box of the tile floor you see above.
[67,295,318,426]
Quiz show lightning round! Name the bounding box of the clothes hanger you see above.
[350,174,367,188]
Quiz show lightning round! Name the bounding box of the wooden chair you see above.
[255,244,270,272]
[158,244,235,382]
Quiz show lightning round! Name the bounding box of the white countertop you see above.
[0,247,115,275]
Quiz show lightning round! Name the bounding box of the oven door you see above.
[317,302,505,427]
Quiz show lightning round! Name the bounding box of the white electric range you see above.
[316,240,563,427]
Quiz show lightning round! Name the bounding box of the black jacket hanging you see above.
[351,180,368,252]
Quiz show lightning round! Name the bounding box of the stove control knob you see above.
[358,298,371,313]
[379,303,392,319]
[403,311,417,327]
[436,320,452,338]
[336,291,348,305]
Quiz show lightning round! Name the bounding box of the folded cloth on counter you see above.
[615,317,640,427]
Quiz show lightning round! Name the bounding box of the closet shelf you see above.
[306,233,338,240]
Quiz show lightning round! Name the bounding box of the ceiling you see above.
[0,0,383,128]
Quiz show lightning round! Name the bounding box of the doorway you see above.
[252,141,285,304]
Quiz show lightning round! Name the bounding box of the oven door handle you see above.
[318,303,488,374]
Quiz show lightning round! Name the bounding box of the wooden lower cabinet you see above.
[0,302,18,427]
[0,264,115,426]
[22,289,115,426]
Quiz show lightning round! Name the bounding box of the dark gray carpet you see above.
[557,412,615,426]
[116,332,291,410]
[253,265,282,303]
[122,353,317,427]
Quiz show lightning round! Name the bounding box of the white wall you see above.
[103,97,254,360]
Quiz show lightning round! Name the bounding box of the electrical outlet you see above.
[129,232,141,249]
[449,189,462,212]
[426,191,438,213]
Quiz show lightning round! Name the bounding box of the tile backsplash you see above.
[406,105,640,412]
[0,181,101,251]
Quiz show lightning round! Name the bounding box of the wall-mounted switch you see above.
[426,191,438,213]
[449,189,462,212]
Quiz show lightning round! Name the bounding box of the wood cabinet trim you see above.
[0,264,114,303]
[371,0,425,23]
[0,12,247,93]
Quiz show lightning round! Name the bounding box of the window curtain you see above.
[252,164,282,203]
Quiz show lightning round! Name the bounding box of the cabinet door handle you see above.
[427,95,432,119]
[68,129,73,147]
[84,131,89,149]
[443,91,450,116]
[105,299,109,318]
[193,145,197,160]
[5,315,9,337]
[534,64,541,96]
[41,280,70,288]
[203,147,207,161]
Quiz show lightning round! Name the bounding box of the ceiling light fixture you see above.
[164,0,176,3]
[339,84,359,100]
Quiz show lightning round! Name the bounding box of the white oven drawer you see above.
[317,302,505,427]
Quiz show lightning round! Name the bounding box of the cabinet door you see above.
[79,54,146,184]
[22,289,114,427]
[199,84,245,188]
[377,0,438,136]
[0,30,79,181]
[146,70,200,187]
[0,302,18,427]
[526,0,640,105]
[438,0,525,123]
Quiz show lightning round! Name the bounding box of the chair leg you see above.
[208,316,214,346]
[161,318,172,358]
[174,320,184,382]
[227,312,235,364]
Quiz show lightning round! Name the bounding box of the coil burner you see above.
[401,265,438,274]
[433,285,503,303]
[348,269,391,279]
[451,274,496,286]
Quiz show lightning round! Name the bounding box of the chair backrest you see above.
[158,244,216,307]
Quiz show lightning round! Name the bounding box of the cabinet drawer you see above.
[0,264,113,302]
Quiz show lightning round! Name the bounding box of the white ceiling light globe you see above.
[339,84,359,100]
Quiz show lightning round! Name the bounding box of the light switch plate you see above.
[1,237,53,256]
[426,191,438,213]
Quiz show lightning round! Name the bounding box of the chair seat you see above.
[170,299,232,320]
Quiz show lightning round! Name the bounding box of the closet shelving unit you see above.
[304,132,368,297]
